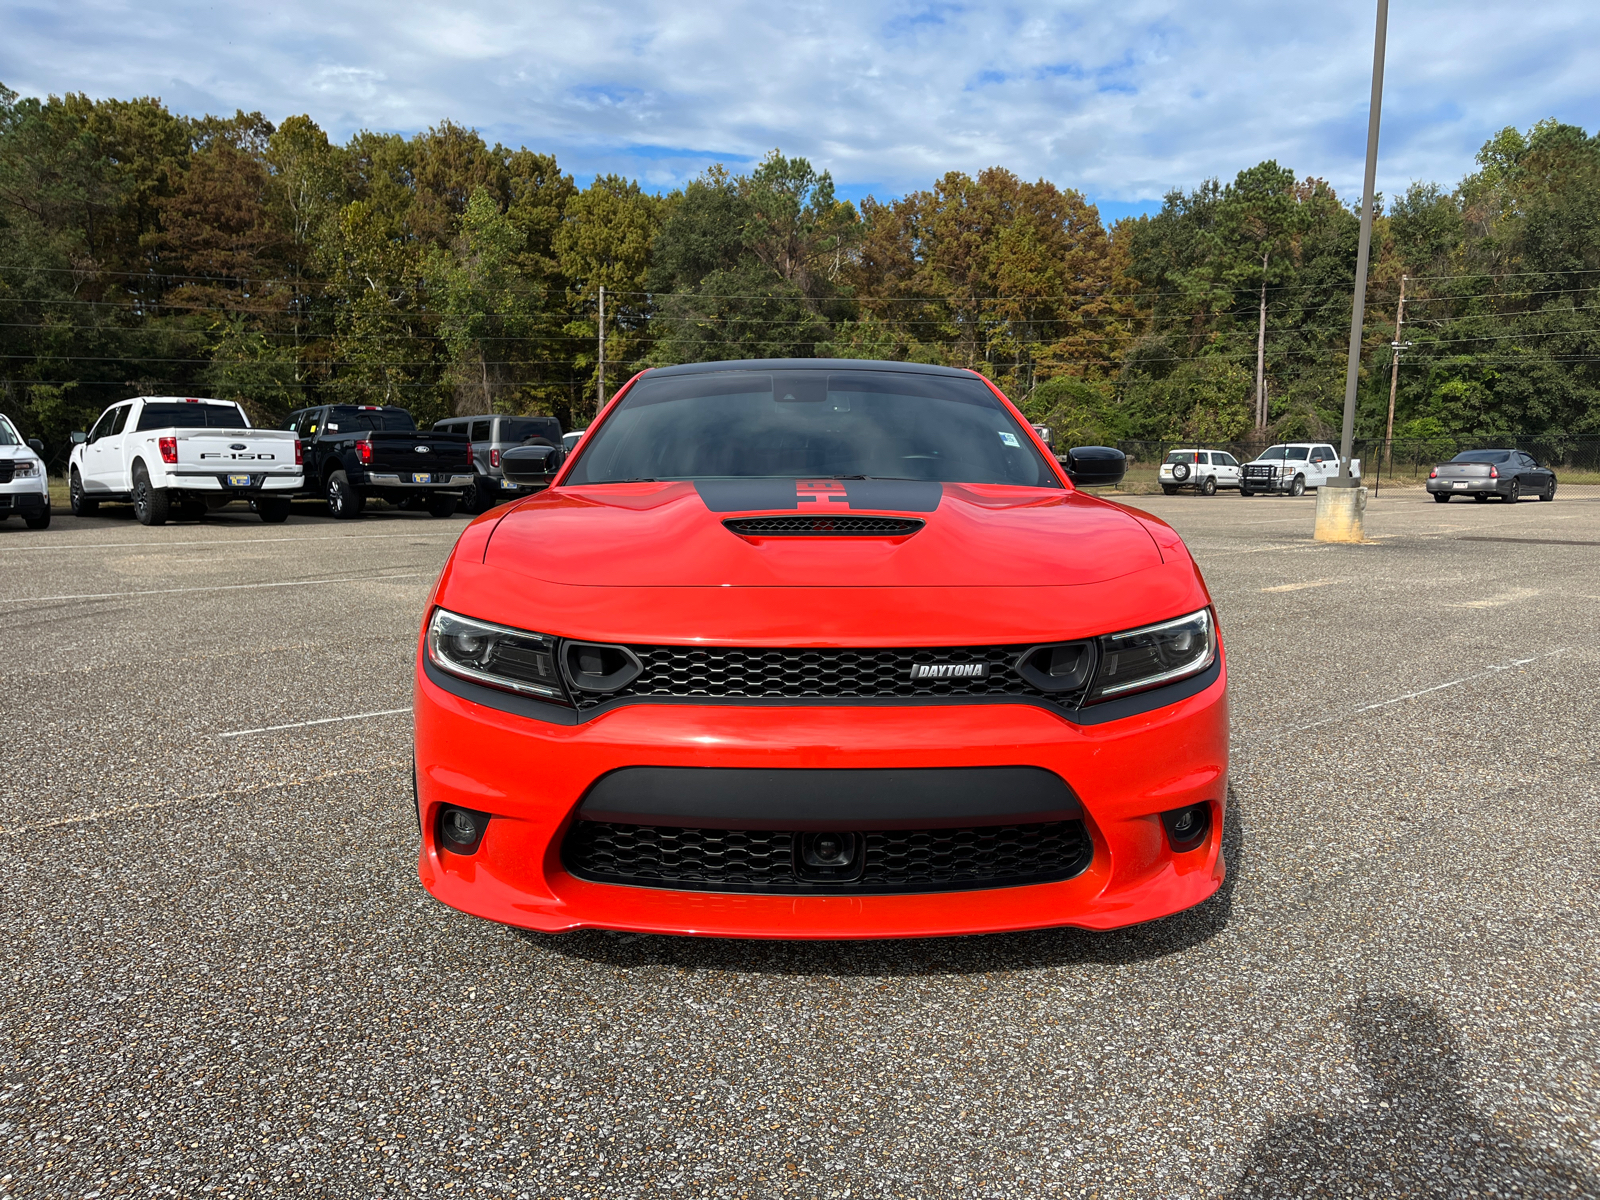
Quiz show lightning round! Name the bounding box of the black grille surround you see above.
[723,515,924,537]
[562,819,1093,895]
[574,643,1076,711]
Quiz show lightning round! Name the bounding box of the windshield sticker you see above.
[998,431,1020,447]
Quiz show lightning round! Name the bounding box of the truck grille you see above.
[0,461,13,484]
[562,820,1093,894]
[578,643,1064,710]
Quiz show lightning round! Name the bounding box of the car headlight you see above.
[1087,608,1216,703]
[427,608,568,702]
[13,461,38,477]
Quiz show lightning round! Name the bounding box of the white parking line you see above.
[0,571,428,604]
[1260,579,1336,592]
[1242,648,1571,748]
[218,708,411,738]
[0,532,459,553]
[0,762,407,835]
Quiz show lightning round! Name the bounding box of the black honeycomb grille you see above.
[563,820,1092,894]
[723,515,924,536]
[577,644,1059,710]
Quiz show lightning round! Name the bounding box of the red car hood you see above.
[482,480,1163,588]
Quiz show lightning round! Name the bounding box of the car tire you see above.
[1504,481,1520,503]
[327,470,365,519]
[257,497,291,523]
[472,477,497,514]
[131,462,169,526]
[24,506,51,529]
[70,469,98,517]
[1473,492,1489,502]
[1171,463,1190,483]
[1240,488,1254,497]
[1541,479,1557,501]
[427,492,460,518]
[1161,485,1178,496]
[1434,493,1452,503]
[1200,476,1217,496]
[1289,475,1306,497]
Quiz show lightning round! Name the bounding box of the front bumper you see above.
[0,489,48,511]
[414,656,1229,939]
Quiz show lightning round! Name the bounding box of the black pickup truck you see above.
[285,405,473,518]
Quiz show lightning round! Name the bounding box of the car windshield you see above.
[136,402,250,430]
[499,417,561,444]
[1452,450,1512,463]
[565,369,1060,487]
[1257,446,1286,460]
[0,417,19,446]
[1164,451,1196,464]
[1284,446,1309,460]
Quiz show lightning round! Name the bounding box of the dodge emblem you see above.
[415,445,431,454]
[908,662,989,681]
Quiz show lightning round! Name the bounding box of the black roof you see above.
[645,358,981,380]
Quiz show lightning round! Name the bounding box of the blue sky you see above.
[4,0,1597,220]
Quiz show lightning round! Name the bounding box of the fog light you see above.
[437,805,490,855]
[794,831,865,883]
[1159,803,1212,854]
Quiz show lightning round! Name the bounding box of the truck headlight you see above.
[1086,608,1216,702]
[13,461,38,477]
[426,608,569,703]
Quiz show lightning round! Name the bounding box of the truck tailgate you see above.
[367,432,470,474]
[160,429,300,474]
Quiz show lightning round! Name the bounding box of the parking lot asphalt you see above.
[2,488,1598,1200]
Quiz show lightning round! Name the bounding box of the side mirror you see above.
[1031,424,1054,449]
[28,438,45,456]
[501,444,564,486]
[70,430,88,445]
[1063,446,1126,488]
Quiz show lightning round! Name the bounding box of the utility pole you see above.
[1384,273,1408,472]
[1316,0,1387,543]
[596,285,606,418]
[1255,253,1269,431]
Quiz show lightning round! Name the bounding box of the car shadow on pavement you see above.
[527,787,1245,978]
[1220,993,1598,1198]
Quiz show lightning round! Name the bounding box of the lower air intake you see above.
[562,820,1092,894]
[723,515,924,537]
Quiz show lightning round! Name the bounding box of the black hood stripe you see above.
[695,479,943,513]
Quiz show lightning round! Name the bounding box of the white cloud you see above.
[3,0,1596,207]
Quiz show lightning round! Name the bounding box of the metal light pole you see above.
[1316,0,1388,542]
[596,284,607,418]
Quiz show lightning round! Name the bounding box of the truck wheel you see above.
[1240,488,1254,497]
[472,477,497,513]
[131,462,170,526]
[1434,493,1452,503]
[24,506,51,529]
[427,492,460,518]
[256,497,291,523]
[1161,485,1177,496]
[70,469,98,517]
[1289,475,1306,497]
[1200,476,1217,496]
[326,470,365,519]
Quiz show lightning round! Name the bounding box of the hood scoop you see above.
[724,515,924,538]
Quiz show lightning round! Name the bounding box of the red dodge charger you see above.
[414,360,1227,938]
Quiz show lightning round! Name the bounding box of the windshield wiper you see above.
[829,475,924,482]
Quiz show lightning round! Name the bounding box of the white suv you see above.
[0,412,51,529]
[1240,443,1359,497]
[1159,449,1242,496]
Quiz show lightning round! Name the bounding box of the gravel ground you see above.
[1,489,1597,1199]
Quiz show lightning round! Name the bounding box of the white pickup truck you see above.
[1240,442,1360,497]
[69,397,303,525]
